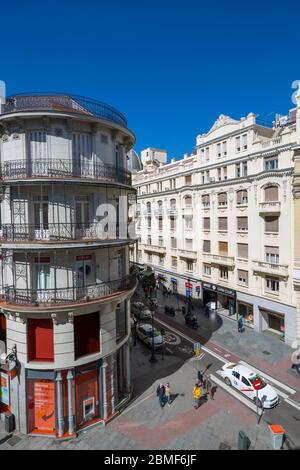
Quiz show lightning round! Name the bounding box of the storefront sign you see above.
[170,278,177,284]
[0,371,10,406]
[202,282,236,298]
[76,255,92,261]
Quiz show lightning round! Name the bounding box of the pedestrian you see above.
[197,370,204,386]
[156,383,165,408]
[238,315,244,333]
[182,305,186,316]
[206,378,212,399]
[210,385,217,400]
[291,347,300,374]
[204,305,210,318]
[193,383,201,409]
[165,382,172,407]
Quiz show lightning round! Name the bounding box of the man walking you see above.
[157,383,165,408]
[193,383,201,409]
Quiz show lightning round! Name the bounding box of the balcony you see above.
[203,253,235,267]
[2,93,128,128]
[259,201,281,215]
[0,223,132,244]
[178,249,197,260]
[167,208,178,216]
[3,273,137,307]
[253,260,289,279]
[142,244,166,254]
[293,265,300,288]
[0,159,131,186]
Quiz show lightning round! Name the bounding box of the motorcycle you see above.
[185,314,198,329]
[164,306,175,317]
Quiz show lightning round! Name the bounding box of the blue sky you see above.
[0,0,299,159]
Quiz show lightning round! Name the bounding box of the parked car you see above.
[220,363,279,408]
[138,308,153,321]
[136,323,163,349]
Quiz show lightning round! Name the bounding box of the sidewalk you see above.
[137,286,300,396]
[0,341,276,450]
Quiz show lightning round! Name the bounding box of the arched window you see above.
[184,195,192,207]
[170,199,176,209]
[202,194,210,207]
[146,202,151,214]
[264,186,279,202]
[236,190,248,205]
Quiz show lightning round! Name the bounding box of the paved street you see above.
[1,295,300,450]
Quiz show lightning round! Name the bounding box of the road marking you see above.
[239,360,297,395]
[285,398,300,411]
[155,317,299,404]
[210,374,258,412]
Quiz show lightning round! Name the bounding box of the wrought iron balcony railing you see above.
[0,158,131,183]
[3,272,137,306]
[0,159,131,185]
[2,93,128,128]
[0,222,133,242]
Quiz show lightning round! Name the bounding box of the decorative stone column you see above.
[111,356,116,415]
[101,359,108,420]
[67,370,74,435]
[125,341,132,394]
[56,371,64,437]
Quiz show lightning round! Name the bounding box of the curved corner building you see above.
[0,93,137,437]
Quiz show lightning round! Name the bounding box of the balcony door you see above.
[72,133,93,177]
[75,196,90,237]
[34,258,51,302]
[27,131,48,176]
[76,255,95,296]
[33,195,49,239]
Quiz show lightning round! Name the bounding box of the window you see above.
[203,264,211,276]
[185,175,192,186]
[28,318,54,362]
[243,162,248,176]
[184,215,193,230]
[116,302,128,343]
[218,168,222,181]
[203,217,210,231]
[266,277,279,293]
[170,217,176,231]
[236,163,241,178]
[184,195,192,207]
[218,217,228,231]
[202,194,210,207]
[159,255,164,266]
[265,156,278,171]
[74,312,100,359]
[186,261,193,272]
[242,377,251,387]
[265,216,279,233]
[223,167,227,180]
[237,243,248,259]
[146,202,151,214]
[238,269,248,286]
[223,141,227,156]
[232,371,240,380]
[171,257,177,268]
[171,237,177,249]
[0,313,6,346]
[217,143,221,157]
[147,217,151,229]
[101,133,109,144]
[218,192,227,206]
[236,136,241,152]
[265,246,279,264]
[185,238,193,250]
[264,186,279,202]
[158,217,163,231]
[236,190,248,205]
[170,199,176,211]
[203,240,211,253]
[219,241,228,256]
[158,236,164,247]
[147,235,152,245]
[242,134,248,150]
[237,217,248,231]
[138,250,142,262]
[148,253,153,263]
[205,147,210,160]
[219,266,228,280]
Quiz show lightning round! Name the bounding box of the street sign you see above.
[185,282,193,289]
[194,342,201,357]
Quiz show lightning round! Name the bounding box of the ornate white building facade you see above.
[0,93,137,436]
[131,93,300,346]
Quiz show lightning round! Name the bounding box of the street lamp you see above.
[149,310,157,363]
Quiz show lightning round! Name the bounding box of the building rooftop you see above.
[1,92,128,128]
